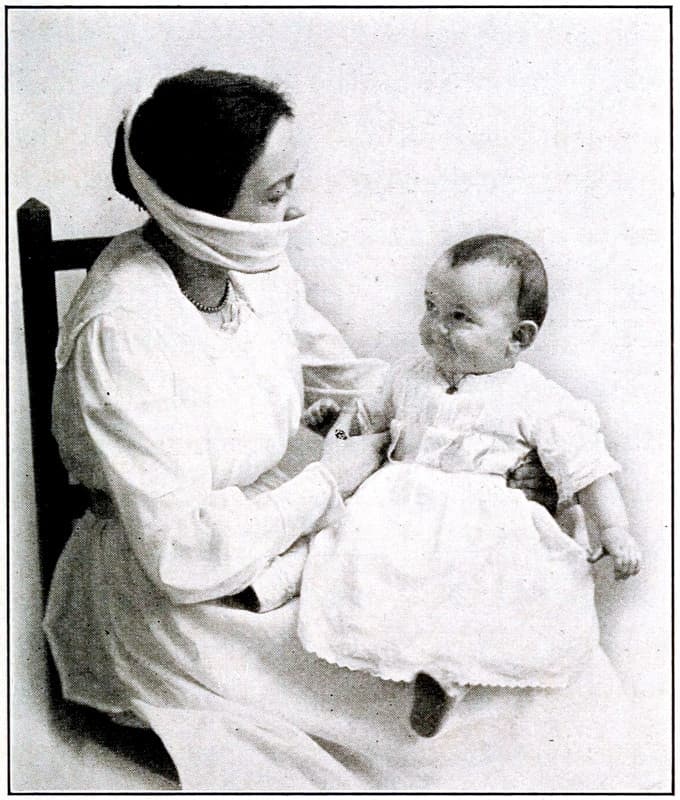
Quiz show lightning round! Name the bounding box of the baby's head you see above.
[419,234,547,379]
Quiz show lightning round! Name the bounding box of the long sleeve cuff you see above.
[267,460,346,539]
[147,460,346,606]
[242,462,345,612]
[250,538,310,613]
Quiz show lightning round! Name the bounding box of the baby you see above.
[297,234,641,737]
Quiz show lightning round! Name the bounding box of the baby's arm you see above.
[577,475,641,580]
[303,398,342,437]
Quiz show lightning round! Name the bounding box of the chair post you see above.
[17,199,71,597]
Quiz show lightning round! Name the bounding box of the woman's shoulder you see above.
[90,227,172,285]
[56,227,182,368]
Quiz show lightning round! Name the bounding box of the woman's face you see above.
[227,117,302,223]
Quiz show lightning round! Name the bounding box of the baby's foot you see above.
[302,398,341,436]
[410,674,466,737]
[590,525,642,580]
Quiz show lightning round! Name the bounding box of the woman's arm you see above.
[70,313,384,605]
[507,451,558,514]
[285,265,390,407]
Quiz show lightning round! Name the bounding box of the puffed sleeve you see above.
[526,379,620,506]
[71,311,345,605]
[284,266,389,407]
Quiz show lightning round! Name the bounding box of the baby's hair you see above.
[446,234,548,328]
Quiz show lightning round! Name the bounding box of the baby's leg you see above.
[409,673,467,737]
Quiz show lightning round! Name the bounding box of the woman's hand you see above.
[320,405,389,498]
[507,450,558,514]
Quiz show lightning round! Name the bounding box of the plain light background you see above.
[8,7,671,790]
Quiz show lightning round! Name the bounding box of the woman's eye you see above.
[425,299,435,311]
[267,179,293,205]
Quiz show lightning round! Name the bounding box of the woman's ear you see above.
[510,320,539,353]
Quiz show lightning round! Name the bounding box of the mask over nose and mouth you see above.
[124,102,304,274]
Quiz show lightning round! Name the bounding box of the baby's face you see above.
[419,255,521,378]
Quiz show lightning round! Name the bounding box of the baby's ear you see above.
[511,320,538,351]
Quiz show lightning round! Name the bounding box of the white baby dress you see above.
[298,355,620,692]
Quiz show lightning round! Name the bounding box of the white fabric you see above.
[124,104,302,273]
[250,537,310,612]
[299,356,618,691]
[44,235,644,790]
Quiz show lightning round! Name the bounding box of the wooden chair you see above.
[17,198,112,593]
[16,198,177,785]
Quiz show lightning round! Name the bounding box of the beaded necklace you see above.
[180,279,230,314]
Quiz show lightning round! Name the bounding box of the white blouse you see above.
[51,229,387,605]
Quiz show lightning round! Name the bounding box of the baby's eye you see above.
[425,298,435,312]
[452,311,471,322]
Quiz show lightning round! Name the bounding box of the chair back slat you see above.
[17,198,114,595]
[52,237,111,272]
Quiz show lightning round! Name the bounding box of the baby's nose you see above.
[436,320,450,335]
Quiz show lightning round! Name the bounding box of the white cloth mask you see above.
[124,104,303,274]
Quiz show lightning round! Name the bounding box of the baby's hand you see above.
[588,526,642,580]
[303,398,341,436]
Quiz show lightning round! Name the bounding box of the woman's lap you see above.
[44,428,645,791]
[127,599,642,792]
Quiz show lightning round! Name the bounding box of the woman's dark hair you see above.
[446,234,548,328]
[112,68,294,215]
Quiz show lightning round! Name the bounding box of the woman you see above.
[44,68,638,791]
